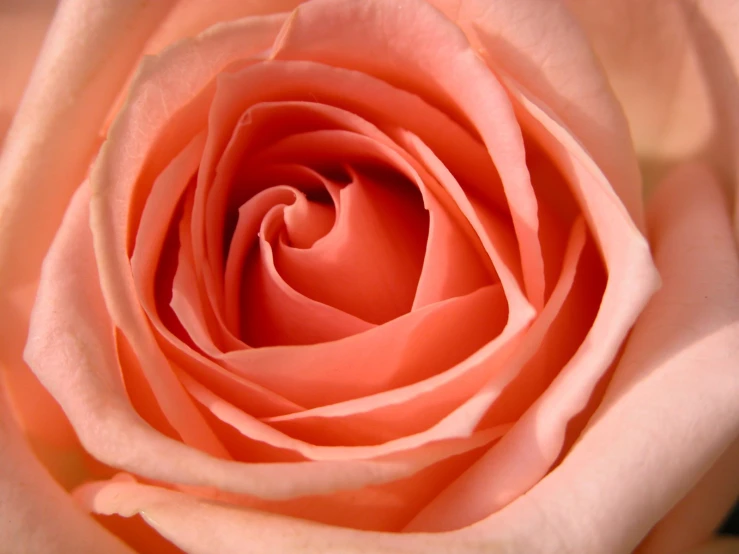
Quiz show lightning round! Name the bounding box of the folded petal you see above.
[0,0,57,142]
[428,0,644,229]
[451,163,739,552]
[0,378,135,554]
[0,0,177,291]
[565,0,739,221]
[27,184,482,500]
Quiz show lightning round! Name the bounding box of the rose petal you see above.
[74,477,495,554]
[273,165,428,325]
[450,163,739,552]
[404,69,661,529]
[565,0,739,222]
[272,0,547,308]
[25,185,502,499]
[638,437,739,553]
[90,13,288,451]
[0,377,135,554]
[0,0,176,291]
[429,0,645,228]
[0,0,57,143]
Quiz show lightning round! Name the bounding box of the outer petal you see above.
[76,475,506,554]
[0,378,135,554]
[0,0,178,291]
[0,0,57,143]
[638,436,739,553]
[454,163,739,553]
[427,0,644,229]
[565,0,739,235]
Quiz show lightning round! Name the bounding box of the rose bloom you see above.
[1,0,738,553]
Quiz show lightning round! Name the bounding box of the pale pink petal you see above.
[429,0,644,228]
[0,378,135,554]
[565,0,739,220]
[638,437,739,553]
[450,163,739,552]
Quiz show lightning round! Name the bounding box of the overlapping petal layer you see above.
[23,0,666,541]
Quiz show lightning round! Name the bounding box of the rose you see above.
[1,1,738,553]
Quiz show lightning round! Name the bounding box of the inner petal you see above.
[239,197,375,346]
[282,188,335,249]
[274,165,428,324]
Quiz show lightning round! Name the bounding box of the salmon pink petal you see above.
[429,0,644,228]
[0,0,176,292]
[450,164,739,551]
[27,184,466,500]
[130,133,204,340]
[131,146,301,417]
[220,283,505,414]
[180,368,511,460]
[0,382,135,554]
[272,0,546,308]
[239,201,375,346]
[74,477,489,554]
[90,14,287,430]
[262,217,582,450]
[639,437,739,553]
[274,166,428,325]
[405,78,658,531]
[0,0,57,142]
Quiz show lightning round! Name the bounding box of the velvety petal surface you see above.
[452,163,739,552]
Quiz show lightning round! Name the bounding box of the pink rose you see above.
[1,0,738,553]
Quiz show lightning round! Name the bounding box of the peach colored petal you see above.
[240,198,376,346]
[404,74,658,531]
[220,129,533,428]
[224,184,346,340]
[0,0,177,291]
[89,9,286,420]
[130,139,302,418]
[0,0,57,143]
[262,215,580,456]
[429,0,644,229]
[272,0,546,309]
[0,377,135,554]
[451,163,739,552]
[180,368,510,460]
[195,61,505,327]
[24,184,514,500]
[273,166,428,325]
[74,476,504,554]
[99,0,307,131]
[565,0,739,217]
[222,283,504,414]
[638,437,739,553]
